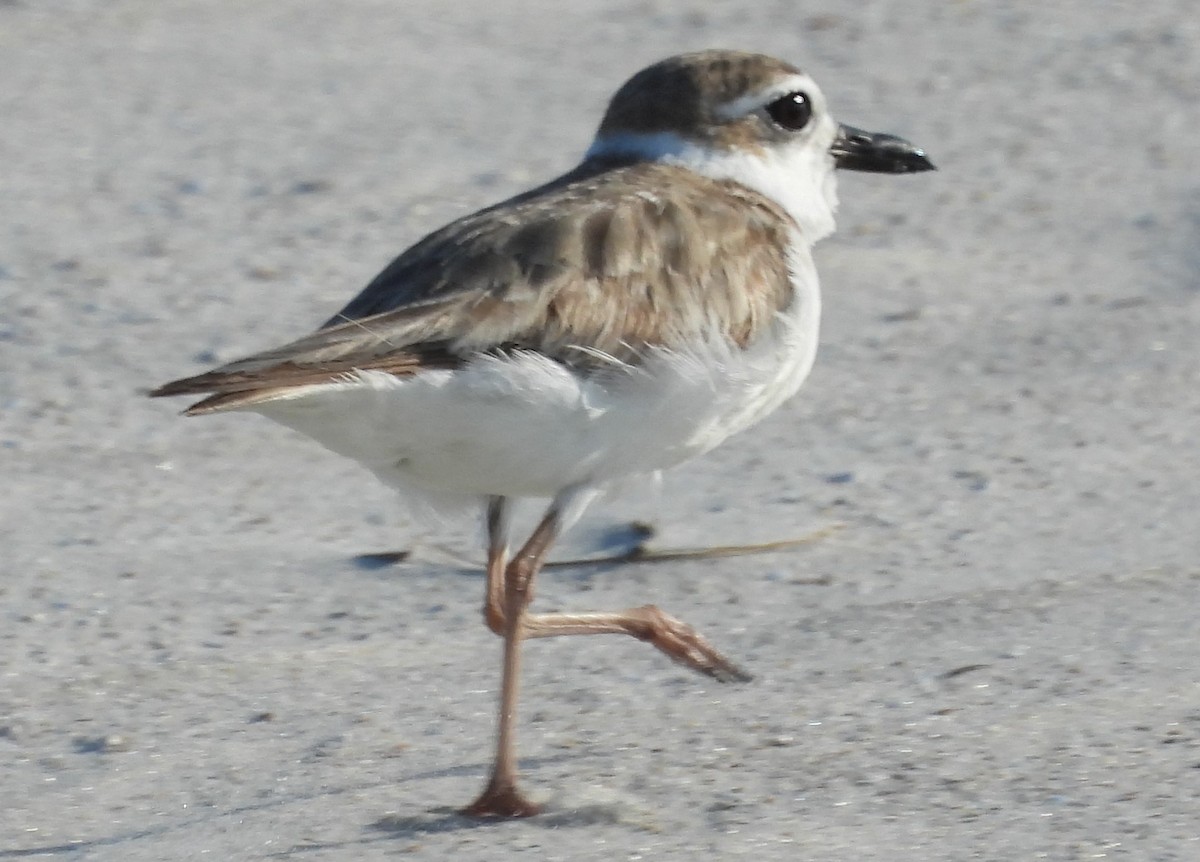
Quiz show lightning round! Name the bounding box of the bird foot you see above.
[462,776,542,818]
[632,605,753,683]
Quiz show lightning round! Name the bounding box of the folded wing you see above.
[150,162,796,415]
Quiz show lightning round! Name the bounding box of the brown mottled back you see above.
[150,161,798,414]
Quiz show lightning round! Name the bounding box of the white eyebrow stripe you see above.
[715,74,813,121]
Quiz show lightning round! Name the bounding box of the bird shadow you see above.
[0,756,588,859]
[369,797,630,836]
[351,520,657,583]
[350,518,835,587]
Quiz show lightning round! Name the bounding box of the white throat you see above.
[586,132,840,241]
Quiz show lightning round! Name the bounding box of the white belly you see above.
[251,261,820,506]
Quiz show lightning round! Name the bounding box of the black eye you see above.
[765,92,812,131]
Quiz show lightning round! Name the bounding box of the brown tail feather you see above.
[150,351,462,412]
[181,388,310,415]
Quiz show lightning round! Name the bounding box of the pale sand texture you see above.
[2,2,1199,859]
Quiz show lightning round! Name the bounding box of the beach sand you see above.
[3,2,1198,858]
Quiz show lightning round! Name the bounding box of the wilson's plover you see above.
[152,50,934,817]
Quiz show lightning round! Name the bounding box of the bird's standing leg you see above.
[481,496,510,636]
[463,496,568,818]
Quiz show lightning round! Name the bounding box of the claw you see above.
[632,605,752,683]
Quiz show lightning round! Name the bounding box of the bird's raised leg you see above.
[463,496,567,818]
[521,606,751,682]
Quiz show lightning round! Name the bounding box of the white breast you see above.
[250,233,821,510]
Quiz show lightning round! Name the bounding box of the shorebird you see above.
[151,50,934,817]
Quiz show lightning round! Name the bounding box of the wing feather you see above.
[150,162,797,414]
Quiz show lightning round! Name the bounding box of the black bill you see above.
[831,124,935,174]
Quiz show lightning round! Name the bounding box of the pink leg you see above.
[521,606,750,682]
[462,493,749,818]
[463,500,560,818]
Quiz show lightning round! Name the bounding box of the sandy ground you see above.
[3,1,1199,859]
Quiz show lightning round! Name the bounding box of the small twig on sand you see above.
[544,524,843,568]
